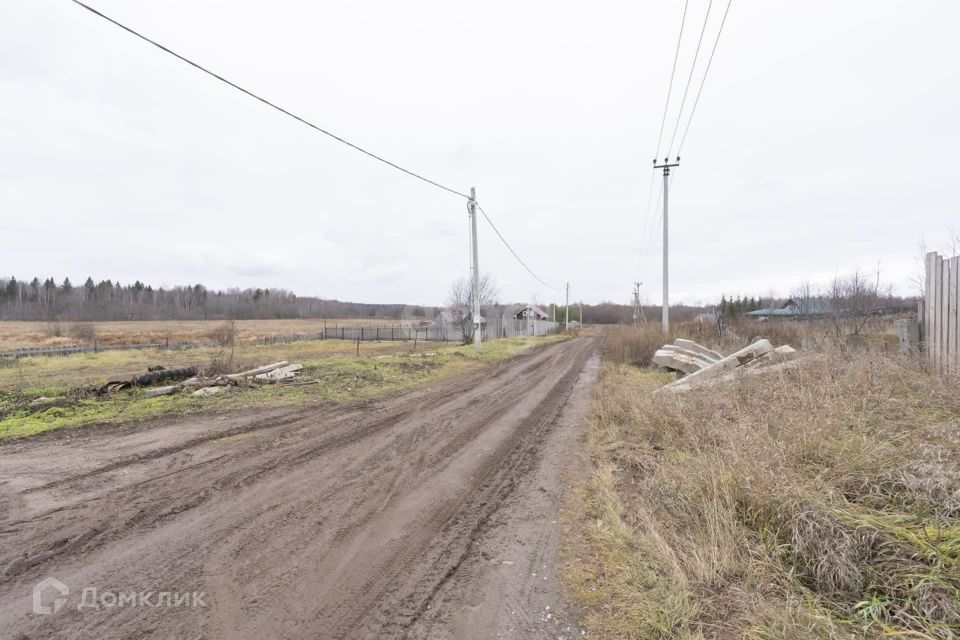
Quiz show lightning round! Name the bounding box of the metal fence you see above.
[923,251,960,374]
[320,318,562,343]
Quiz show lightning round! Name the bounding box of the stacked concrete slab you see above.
[653,338,797,394]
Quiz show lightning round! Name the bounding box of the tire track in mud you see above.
[0,337,596,640]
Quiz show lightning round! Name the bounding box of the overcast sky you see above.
[2,1,958,307]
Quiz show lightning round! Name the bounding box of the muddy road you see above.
[0,337,597,639]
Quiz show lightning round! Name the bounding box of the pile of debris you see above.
[653,338,797,394]
[99,361,304,398]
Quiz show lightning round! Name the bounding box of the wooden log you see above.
[225,361,289,381]
[254,363,304,382]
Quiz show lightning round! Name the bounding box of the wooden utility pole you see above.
[565,282,570,331]
[468,187,481,352]
[654,157,680,334]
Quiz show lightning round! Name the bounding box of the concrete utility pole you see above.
[579,300,583,328]
[468,187,481,352]
[654,157,680,334]
[565,282,570,331]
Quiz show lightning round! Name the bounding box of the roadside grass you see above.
[561,352,960,639]
[0,334,569,441]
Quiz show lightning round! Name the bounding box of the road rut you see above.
[0,337,596,639]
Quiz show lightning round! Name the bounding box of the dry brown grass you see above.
[601,322,722,366]
[601,318,899,369]
[0,318,421,352]
[561,350,960,639]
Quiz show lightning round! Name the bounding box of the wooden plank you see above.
[946,258,953,373]
[225,361,289,381]
[925,252,936,366]
[937,255,945,373]
[928,253,935,369]
[942,255,948,372]
[953,256,960,373]
[933,255,943,373]
[946,256,960,374]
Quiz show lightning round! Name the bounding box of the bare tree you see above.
[206,319,237,374]
[790,280,819,320]
[447,275,499,343]
[827,267,891,338]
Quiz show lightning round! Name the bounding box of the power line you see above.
[677,0,734,156]
[640,1,689,265]
[665,0,714,158]
[475,204,557,290]
[71,0,470,200]
[654,0,690,160]
[74,1,562,292]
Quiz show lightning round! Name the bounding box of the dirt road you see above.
[0,337,597,639]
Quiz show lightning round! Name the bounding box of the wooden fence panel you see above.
[924,251,960,374]
[953,257,960,372]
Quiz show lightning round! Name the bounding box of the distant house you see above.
[432,307,485,326]
[745,297,832,319]
[511,304,550,321]
[431,309,459,326]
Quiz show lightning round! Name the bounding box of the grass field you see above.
[0,318,425,352]
[561,327,960,639]
[0,334,568,441]
[0,339,412,391]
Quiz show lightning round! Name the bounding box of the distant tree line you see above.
[719,295,765,318]
[0,275,433,322]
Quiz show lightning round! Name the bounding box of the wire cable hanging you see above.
[476,205,557,290]
[676,0,734,156]
[72,0,470,199]
[74,0,560,292]
[665,0,714,158]
[640,0,690,261]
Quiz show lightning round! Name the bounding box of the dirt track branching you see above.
[562,336,960,639]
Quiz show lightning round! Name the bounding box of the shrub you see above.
[67,322,97,343]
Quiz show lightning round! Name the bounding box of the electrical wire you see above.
[475,205,557,290]
[71,0,471,200]
[640,1,690,264]
[654,0,690,161]
[665,0,714,158]
[676,0,734,156]
[74,1,563,292]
